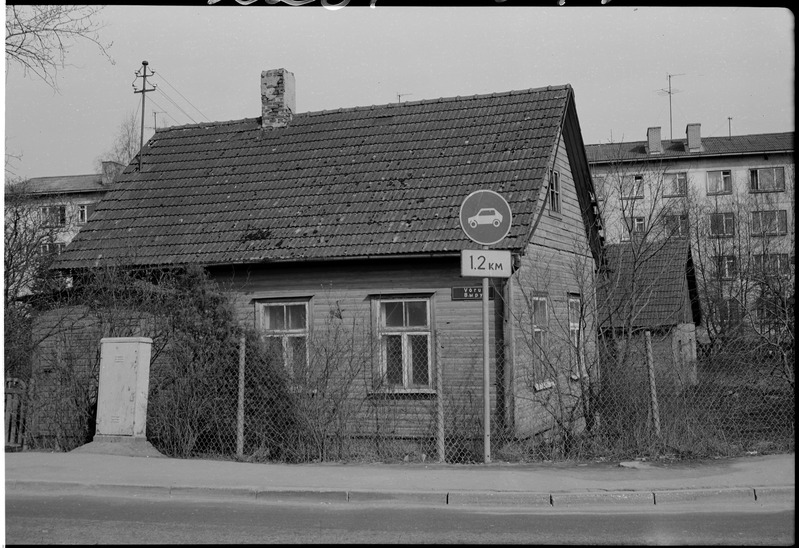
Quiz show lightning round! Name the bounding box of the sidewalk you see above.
[4,444,795,510]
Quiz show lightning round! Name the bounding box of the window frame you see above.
[753,253,791,277]
[623,216,646,239]
[715,255,738,280]
[77,204,93,224]
[255,299,311,386]
[749,166,786,193]
[374,296,434,393]
[548,169,561,214]
[709,212,735,238]
[664,172,688,197]
[751,210,788,237]
[530,295,552,391]
[663,213,689,238]
[40,205,67,227]
[568,294,587,380]
[706,170,732,195]
[620,174,645,200]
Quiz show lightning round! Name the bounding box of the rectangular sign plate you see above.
[451,286,496,301]
[460,249,512,278]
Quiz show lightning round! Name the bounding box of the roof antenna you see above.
[133,61,157,170]
[728,117,732,138]
[657,73,684,140]
[397,92,412,103]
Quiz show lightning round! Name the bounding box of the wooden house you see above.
[51,69,604,455]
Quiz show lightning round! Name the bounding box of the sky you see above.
[3,4,795,180]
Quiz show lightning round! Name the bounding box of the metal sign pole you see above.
[482,269,491,464]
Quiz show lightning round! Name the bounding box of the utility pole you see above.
[133,61,156,170]
[658,73,684,140]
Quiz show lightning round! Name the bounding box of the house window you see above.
[753,253,791,277]
[39,242,65,255]
[665,172,688,197]
[568,294,587,380]
[749,167,785,192]
[377,298,432,390]
[530,296,551,389]
[707,170,732,195]
[623,216,646,239]
[709,212,735,237]
[663,214,689,238]
[751,210,788,236]
[40,205,67,227]
[77,204,95,224]
[548,169,561,214]
[621,175,644,200]
[257,301,309,385]
[716,298,742,328]
[593,176,606,202]
[715,255,737,280]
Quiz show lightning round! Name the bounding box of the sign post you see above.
[459,190,512,464]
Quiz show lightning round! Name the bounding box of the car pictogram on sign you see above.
[468,208,503,229]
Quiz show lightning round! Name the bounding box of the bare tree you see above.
[94,110,143,172]
[5,4,114,90]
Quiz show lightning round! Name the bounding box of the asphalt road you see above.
[5,492,795,545]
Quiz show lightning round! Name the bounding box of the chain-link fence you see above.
[17,267,794,463]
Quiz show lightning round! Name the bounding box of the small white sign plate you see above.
[461,249,512,278]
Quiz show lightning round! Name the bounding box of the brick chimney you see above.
[646,126,663,155]
[261,68,295,129]
[685,123,702,152]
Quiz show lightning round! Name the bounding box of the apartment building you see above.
[585,125,794,341]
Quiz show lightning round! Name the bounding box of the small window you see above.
[77,204,95,224]
[376,298,432,391]
[665,172,688,197]
[530,296,551,389]
[593,176,606,202]
[39,242,65,255]
[663,214,689,238]
[568,294,587,380]
[709,212,735,237]
[716,298,742,329]
[621,175,644,200]
[256,301,309,385]
[707,170,732,195]
[749,167,785,192]
[751,210,788,236]
[549,169,561,214]
[623,216,646,239]
[40,205,67,227]
[715,255,737,280]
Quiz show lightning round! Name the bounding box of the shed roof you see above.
[599,239,701,329]
[53,85,585,270]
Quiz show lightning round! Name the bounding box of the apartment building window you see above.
[715,255,738,280]
[377,298,432,390]
[77,204,95,224]
[623,216,646,239]
[256,300,309,385]
[40,205,67,227]
[753,253,791,277]
[568,294,587,380]
[751,210,788,236]
[549,169,561,214]
[621,175,644,200]
[39,242,65,255]
[706,170,732,195]
[665,172,688,197]
[663,214,689,238]
[709,212,735,237]
[716,298,742,328]
[592,176,606,202]
[749,167,785,192]
[530,295,551,390]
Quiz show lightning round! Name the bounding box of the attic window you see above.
[548,169,561,214]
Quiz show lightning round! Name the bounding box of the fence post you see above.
[436,338,446,463]
[237,335,245,457]
[645,330,661,439]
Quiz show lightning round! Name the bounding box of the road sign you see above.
[451,286,496,301]
[459,190,512,246]
[461,249,512,278]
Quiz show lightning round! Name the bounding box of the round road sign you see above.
[459,190,512,246]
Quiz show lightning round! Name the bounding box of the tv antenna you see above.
[397,92,413,103]
[657,73,684,140]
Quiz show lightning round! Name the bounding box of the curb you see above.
[6,481,795,509]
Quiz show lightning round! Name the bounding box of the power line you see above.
[153,71,211,122]
[155,87,198,124]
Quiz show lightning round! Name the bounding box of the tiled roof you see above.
[53,85,577,269]
[598,239,699,329]
[16,174,106,195]
[586,132,794,164]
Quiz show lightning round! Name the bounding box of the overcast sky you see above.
[3,5,794,180]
